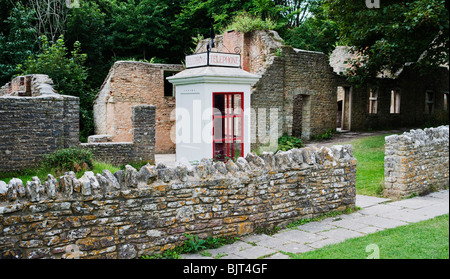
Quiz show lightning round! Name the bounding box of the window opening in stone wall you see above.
[390,89,401,114]
[425,90,435,114]
[164,71,178,97]
[213,92,244,162]
[368,88,378,114]
[444,92,449,111]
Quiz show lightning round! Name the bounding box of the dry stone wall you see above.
[384,126,449,198]
[81,105,156,166]
[0,144,356,259]
[0,92,79,172]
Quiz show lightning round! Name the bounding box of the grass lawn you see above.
[286,214,449,259]
[343,134,395,197]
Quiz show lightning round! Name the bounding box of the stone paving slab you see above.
[356,195,391,208]
[231,246,276,259]
[316,228,365,241]
[274,229,324,244]
[181,190,449,260]
[354,215,409,229]
[206,241,253,258]
[296,222,336,233]
[266,252,291,259]
[388,197,442,209]
[307,237,343,249]
[330,218,370,231]
[278,243,314,254]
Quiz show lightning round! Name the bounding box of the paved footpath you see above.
[181,190,449,259]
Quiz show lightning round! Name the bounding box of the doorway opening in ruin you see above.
[292,94,312,140]
[292,94,302,138]
[337,86,352,132]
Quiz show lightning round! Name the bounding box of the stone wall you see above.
[82,105,156,166]
[199,30,343,149]
[0,75,156,172]
[0,144,356,259]
[0,75,80,172]
[330,48,449,131]
[384,126,449,199]
[94,62,184,154]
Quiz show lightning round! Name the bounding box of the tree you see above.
[65,0,111,89]
[274,0,313,27]
[0,2,38,84]
[17,35,95,142]
[283,0,339,54]
[101,0,172,62]
[324,0,449,84]
[27,0,69,43]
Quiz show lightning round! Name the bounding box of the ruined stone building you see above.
[0,74,157,172]
[94,62,183,154]
[204,30,344,151]
[330,46,449,131]
[93,29,449,155]
[0,75,80,172]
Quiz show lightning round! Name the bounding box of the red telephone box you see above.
[213,92,244,161]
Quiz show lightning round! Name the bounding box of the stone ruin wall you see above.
[81,105,156,166]
[94,62,184,154]
[0,75,80,172]
[0,144,356,259]
[0,74,157,172]
[384,125,449,199]
[198,30,342,149]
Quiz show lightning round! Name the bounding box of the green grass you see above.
[351,134,388,196]
[0,161,121,184]
[338,133,400,197]
[286,214,449,259]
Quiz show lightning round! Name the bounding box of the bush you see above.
[225,12,277,33]
[277,133,304,151]
[16,35,95,142]
[42,147,93,174]
[312,128,335,141]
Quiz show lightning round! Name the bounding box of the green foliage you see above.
[65,0,111,90]
[42,147,94,175]
[0,2,37,84]
[254,224,281,236]
[104,0,171,61]
[183,233,207,253]
[323,0,449,84]
[142,249,182,259]
[312,128,335,141]
[141,234,240,259]
[283,2,339,54]
[346,134,389,196]
[16,35,95,142]
[0,160,121,186]
[225,11,278,33]
[277,133,304,151]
